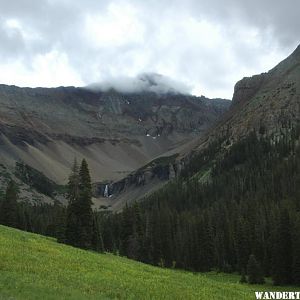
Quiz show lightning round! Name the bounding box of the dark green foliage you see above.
[292,217,300,285]
[180,138,223,179]
[240,269,247,284]
[15,162,59,197]
[0,183,66,237]
[3,123,300,287]
[91,215,104,252]
[247,254,265,284]
[65,159,80,246]
[272,210,293,285]
[77,159,93,249]
[65,159,100,250]
[96,124,300,285]
[235,218,251,272]
[53,201,66,243]
[0,180,19,228]
[0,160,104,252]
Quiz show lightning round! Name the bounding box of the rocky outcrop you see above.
[232,73,267,106]
[182,44,300,163]
[93,155,178,198]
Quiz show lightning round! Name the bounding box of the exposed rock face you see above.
[206,44,300,144]
[232,73,267,106]
[94,160,173,197]
[0,85,230,185]
[175,44,300,172]
[92,155,178,211]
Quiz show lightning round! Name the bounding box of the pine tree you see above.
[54,201,66,243]
[65,159,80,246]
[95,131,300,276]
[77,159,93,249]
[65,159,94,249]
[236,219,251,272]
[247,254,265,284]
[0,180,19,228]
[292,217,300,285]
[272,209,292,285]
[91,214,104,252]
[120,204,134,256]
[197,216,214,271]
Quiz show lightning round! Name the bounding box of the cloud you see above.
[0,0,299,99]
[87,73,192,95]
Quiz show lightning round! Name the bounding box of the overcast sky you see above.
[0,0,299,99]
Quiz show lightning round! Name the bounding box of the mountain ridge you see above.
[0,84,229,183]
[0,85,230,207]
[177,43,300,160]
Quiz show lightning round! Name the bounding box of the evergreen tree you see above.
[235,218,251,272]
[5,125,300,286]
[272,210,292,285]
[292,216,300,285]
[197,217,214,271]
[65,159,94,249]
[77,159,93,249]
[247,254,265,284]
[54,201,66,243]
[95,128,300,281]
[91,214,104,252]
[65,159,80,246]
[0,180,19,228]
[120,204,130,255]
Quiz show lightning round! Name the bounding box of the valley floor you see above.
[0,225,298,300]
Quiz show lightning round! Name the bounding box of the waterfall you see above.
[103,184,109,198]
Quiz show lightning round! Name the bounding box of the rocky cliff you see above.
[180,44,300,158]
[226,44,300,140]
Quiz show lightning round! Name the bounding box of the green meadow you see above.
[0,225,298,299]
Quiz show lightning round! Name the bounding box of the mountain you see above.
[90,44,300,285]
[110,44,300,210]
[0,84,229,205]
[194,44,300,149]
[88,43,300,209]
[1,44,300,289]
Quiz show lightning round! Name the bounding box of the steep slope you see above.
[96,45,300,281]
[199,44,300,148]
[107,45,300,209]
[167,43,300,172]
[0,85,229,186]
[0,225,294,300]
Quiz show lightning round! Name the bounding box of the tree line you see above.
[97,127,300,286]
[0,159,103,253]
[1,125,300,286]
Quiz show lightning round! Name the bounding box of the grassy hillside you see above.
[0,225,297,300]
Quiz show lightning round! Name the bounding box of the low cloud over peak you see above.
[87,73,192,95]
[0,0,299,99]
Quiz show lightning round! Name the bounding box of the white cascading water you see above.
[104,184,109,198]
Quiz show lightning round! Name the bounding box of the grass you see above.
[0,225,299,300]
